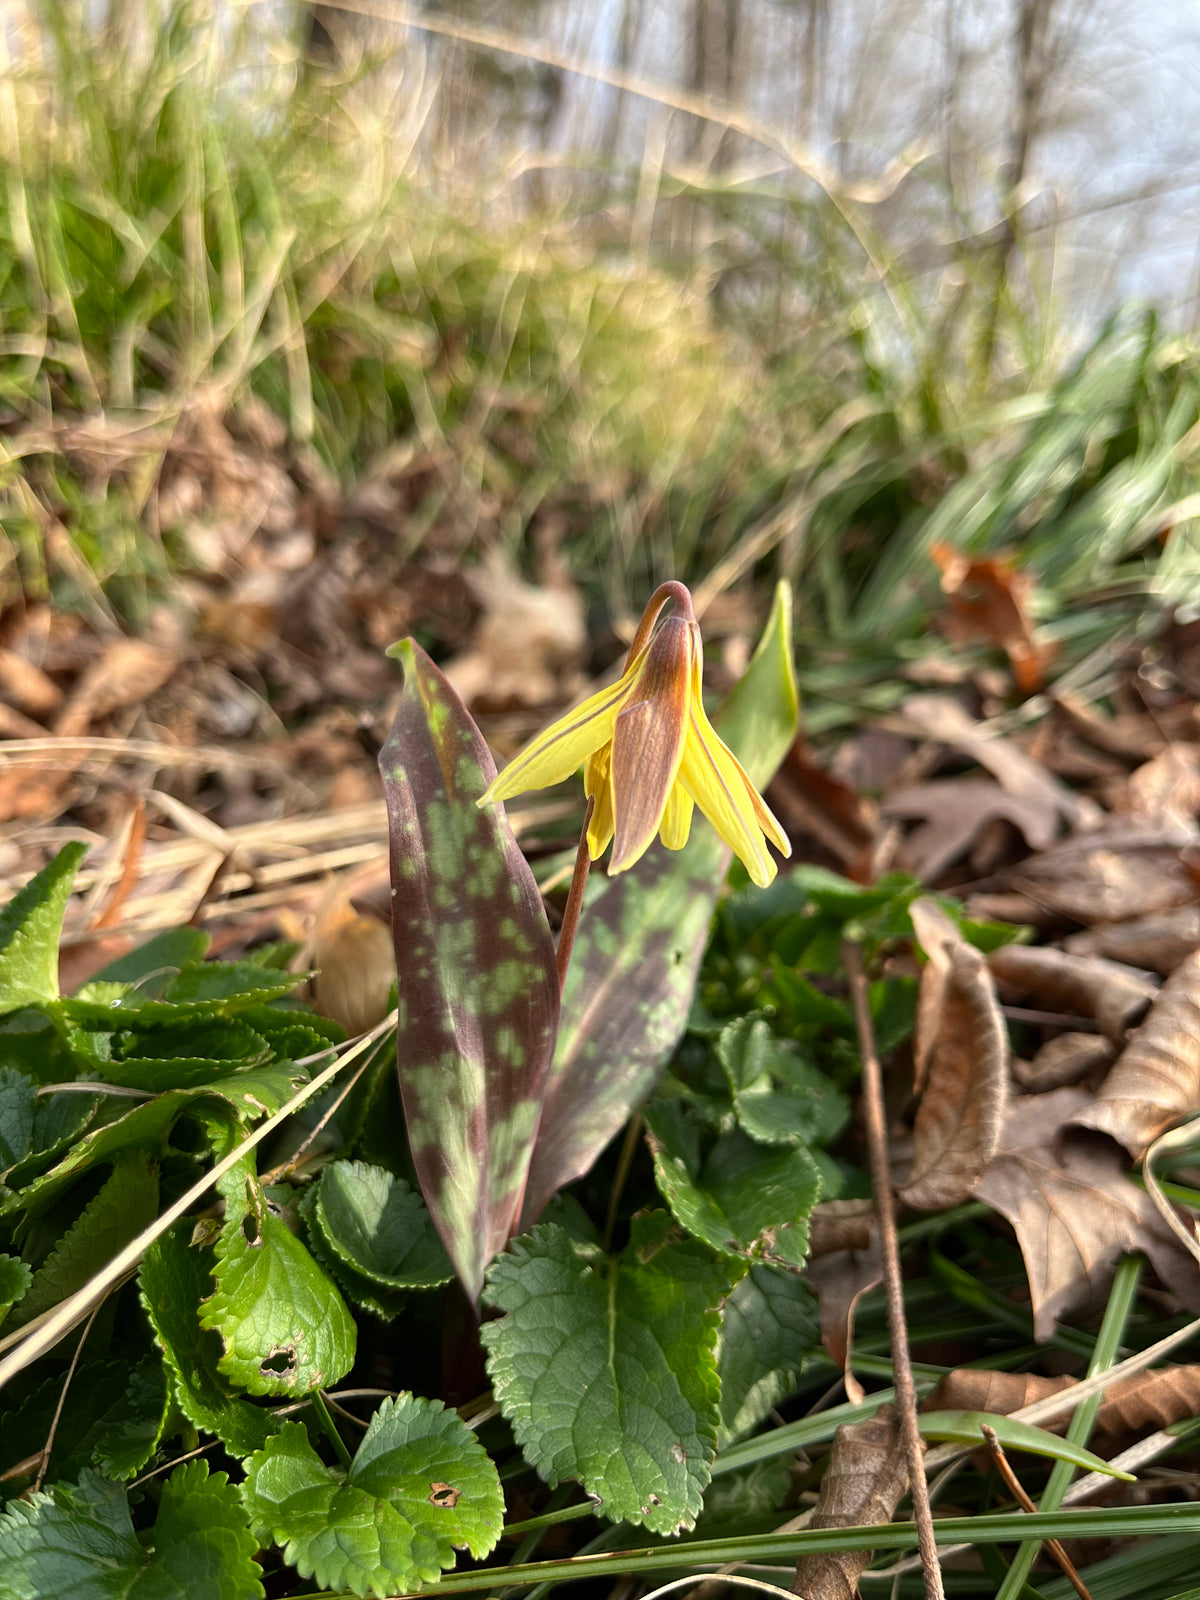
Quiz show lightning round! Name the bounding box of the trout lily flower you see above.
[479,581,790,886]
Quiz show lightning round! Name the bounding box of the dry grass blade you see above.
[901,899,1007,1210]
[792,1406,909,1600]
[1071,952,1200,1158]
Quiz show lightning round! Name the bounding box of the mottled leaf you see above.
[140,1223,275,1458]
[901,898,1008,1211]
[1071,948,1200,1157]
[717,1264,818,1444]
[379,639,559,1302]
[524,582,798,1222]
[240,1399,502,1597]
[0,842,86,1014]
[0,1462,263,1600]
[198,1157,355,1396]
[482,1214,733,1535]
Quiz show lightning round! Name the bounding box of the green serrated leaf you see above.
[525,582,798,1223]
[302,1205,409,1321]
[916,1411,1137,1480]
[72,1017,273,1091]
[0,1067,35,1172]
[379,639,560,1303]
[163,959,305,1009]
[482,1215,734,1535]
[716,1018,850,1148]
[199,1158,355,1396]
[0,1462,263,1600]
[9,1153,159,1330]
[645,1105,821,1270]
[717,1265,818,1444]
[0,842,86,1015]
[0,1253,31,1330]
[0,1357,167,1490]
[240,1399,503,1597]
[310,1161,453,1290]
[139,1222,275,1458]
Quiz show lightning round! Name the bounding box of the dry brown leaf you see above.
[54,638,176,734]
[929,545,1056,694]
[924,1369,1076,1417]
[0,645,61,718]
[885,778,1061,882]
[441,555,586,709]
[1009,819,1200,925]
[1052,690,1164,762]
[899,694,1097,832]
[1014,1033,1115,1093]
[792,1405,910,1600]
[1070,949,1200,1158]
[804,1205,883,1402]
[1125,744,1200,827]
[976,1087,1200,1339]
[988,944,1158,1043]
[311,892,396,1037]
[900,899,1007,1210]
[767,742,876,872]
[1065,907,1200,975]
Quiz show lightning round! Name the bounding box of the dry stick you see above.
[980,1426,1093,1600]
[842,939,945,1600]
[32,1302,103,1494]
[554,796,595,992]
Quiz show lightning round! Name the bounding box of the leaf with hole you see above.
[239,1398,502,1597]
[483,1214,733,1535]
[199,1156,355,1396]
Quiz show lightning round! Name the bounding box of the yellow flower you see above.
[478,582,790,886]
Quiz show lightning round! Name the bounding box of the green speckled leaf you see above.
[524,583,798,1222]
[0,1462,263,1600]
[0,843,86,1015]
[482,1214,735,1535]
[240,1399,502,1598]
[378,640,559,1303]
[199,1157,355,1397]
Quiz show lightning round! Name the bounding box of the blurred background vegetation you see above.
[3,0,1200,729]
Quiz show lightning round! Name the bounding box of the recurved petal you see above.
[479,676,629,805]
[584,746,615,859]
[679,692,787,887]
[608,617,694,875]
[658,783,695,851]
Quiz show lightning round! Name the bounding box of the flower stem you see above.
[555,796,594,992]
[311,1390,353,1472]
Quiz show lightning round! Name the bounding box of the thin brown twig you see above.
[555,796,595,992]
[33,1302,103,1493]
[980,1426,1094,1600]
[842,938,945,1600]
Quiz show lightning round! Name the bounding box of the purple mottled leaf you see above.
[522,583,798,1223]
[379,640,559,1302]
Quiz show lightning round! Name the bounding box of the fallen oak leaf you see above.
[988,944,1158,1045]
[976,1087,1200,1339]
[1008,818,1199,925]
[884,779,1061,882]
[899,899,1007,1211]
[792,1404,908,1600]
[929,544,1056,695]
[1014,1033,1115,1093]
[1070,950,1200,1158]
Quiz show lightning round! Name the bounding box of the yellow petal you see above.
[479,676,629,805]
[658,783,694,851]
[608,618,693,874]
[584,747,615,859]
[678,663,788,886]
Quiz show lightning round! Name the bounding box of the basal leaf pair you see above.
[379,582,800,1300]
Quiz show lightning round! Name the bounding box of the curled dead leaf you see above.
[312,891,396,1037]
[988,944,1157,1044]
[925,1363,1200,1443]
[804,1205,882,1405]
[1009,820,1199,925]
[885,779,1060,882]
[792,1405,909,1600]
[1065,906,1200,976]
[809,1199,877,1258]
[1070,949,1200,1158]
[1014,1033,1115,1093]
[976,1087,1200,1339]
[900,899,1007,1210]
[929,545,1055,694]
[924,1369,1075,1418]
[1125,744,1200,828]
